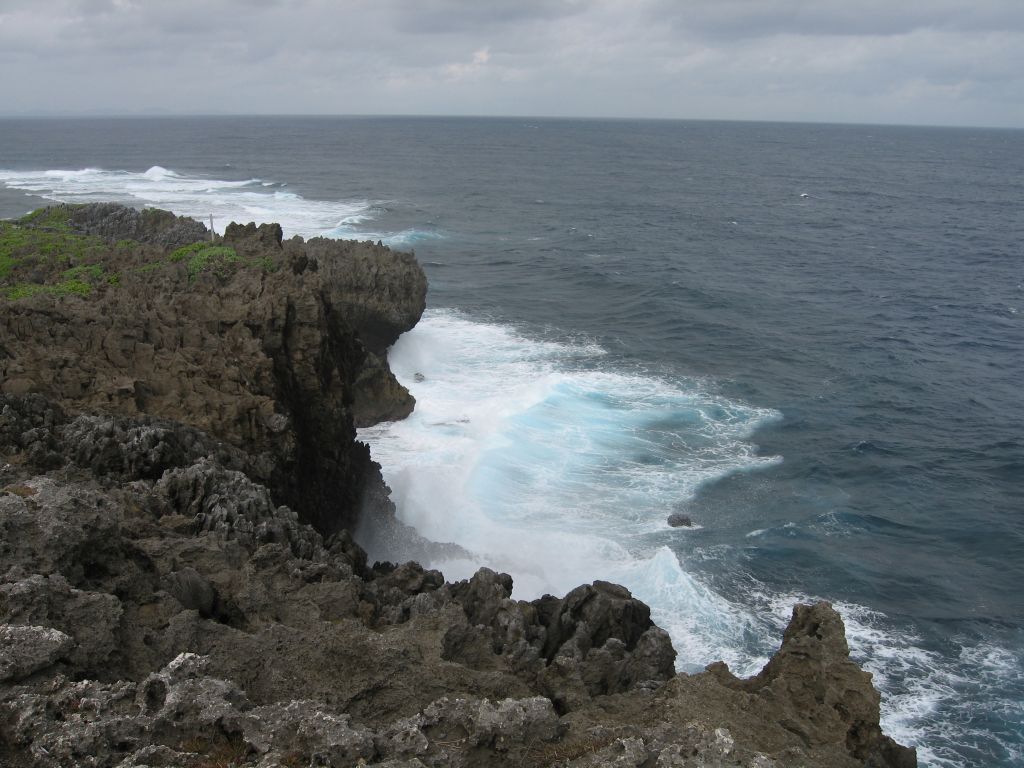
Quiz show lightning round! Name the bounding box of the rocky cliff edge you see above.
[0,205,915,767]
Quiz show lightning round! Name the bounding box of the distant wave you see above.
[0,166,436,247]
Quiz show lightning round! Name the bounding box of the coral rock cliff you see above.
[0,205,915,767]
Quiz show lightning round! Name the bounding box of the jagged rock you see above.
[352,350,417,427]
[441,570,677,712]
[223,221,283,250]
[243,699,375,764]
[707,602,917,767]
[67,202,209,249]
[0,624,73,681]
[421,696,561,750]
[0,395,914,767]
[301,235,426,355]
[154,458,323,561]
[562,724,771,767]
[0,574,122,670]
[163,568,216,617]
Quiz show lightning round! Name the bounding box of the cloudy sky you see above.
[2,0,1023,127]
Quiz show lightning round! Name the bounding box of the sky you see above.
[1,0,1023,127]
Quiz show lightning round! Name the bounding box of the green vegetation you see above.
[0,220,105,263]
[188,246,240,280]
[166,242,280,279]
[167,241,208,262]
[4,279,91,300]
[1,218,110,300]
[17,205,81,232]
[2,207,280,300]
[169,242,244,281]
[62,264,105,281]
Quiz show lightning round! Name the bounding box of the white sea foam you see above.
[360,309,780,672]
[359,309,1024,766]
[0,166,426,246]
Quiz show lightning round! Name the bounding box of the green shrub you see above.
[186,246,240,280]
[168,241,208,262]
[4,279,90,300]
[62,264,104,281]
[16,205,80,232]
[249,254,279,272]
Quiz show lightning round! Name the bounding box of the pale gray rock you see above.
[0,624,73,681]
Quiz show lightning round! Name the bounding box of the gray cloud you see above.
[0,0,1022,127]
[648,0,1024,38]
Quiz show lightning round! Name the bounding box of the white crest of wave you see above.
[360,309,779,673]
[143,165,178,180]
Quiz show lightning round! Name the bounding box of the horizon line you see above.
[0,112,1021,132]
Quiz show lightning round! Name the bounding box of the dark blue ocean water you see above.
[2,116,1022,766]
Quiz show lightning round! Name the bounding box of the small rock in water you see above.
[413,372,426,382]
[667,513,693,528]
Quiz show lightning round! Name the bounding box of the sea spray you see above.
[359,308,780,674]
[360,309,1024,763]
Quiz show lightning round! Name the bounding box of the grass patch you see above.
[0,220,105,263]
[178,734,250,768]
[167,241,207,262]
[188,246,240,280]
[169,242,242,280]
[62,264,104,281]
[0,253,17,280]
[17,205,81,232]
[5,279,91,300]
[1,213,112,300]
[3,208,278,299]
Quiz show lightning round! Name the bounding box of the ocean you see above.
[1,116,1021,766]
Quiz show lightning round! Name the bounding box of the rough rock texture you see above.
[66,202,210,249]
[0,203,425,536]
[0,625,74,682]
[0,205,915,767]
[0,399,915,765]
[705,603,917,768]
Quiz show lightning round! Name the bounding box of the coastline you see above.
[0,204,916,767]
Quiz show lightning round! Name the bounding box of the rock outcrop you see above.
[65,202,210,249]
[0,204,424,537]
[0,205,915,767]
